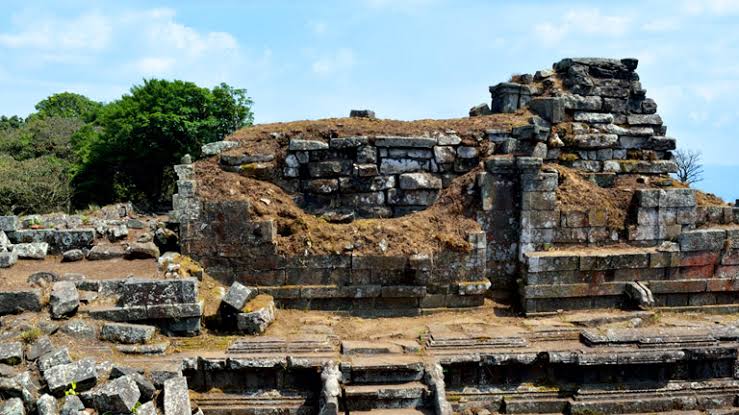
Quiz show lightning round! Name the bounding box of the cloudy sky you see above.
[1,0,738,198]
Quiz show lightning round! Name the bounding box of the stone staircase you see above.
[339,343,433,414]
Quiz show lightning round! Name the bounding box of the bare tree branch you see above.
[673,148,704,185]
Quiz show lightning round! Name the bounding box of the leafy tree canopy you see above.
[33,92,103,122]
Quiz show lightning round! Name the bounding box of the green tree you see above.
[33,92,103,122]
[0,155,72,215]
[73,79,253,209]
[0,115,24,130]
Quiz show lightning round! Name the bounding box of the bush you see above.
[0,155,72,215]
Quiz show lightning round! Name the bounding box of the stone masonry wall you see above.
[218,134,481,218]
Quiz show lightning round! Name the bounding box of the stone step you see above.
[342,340,405,355]
[227,335,336,354]
[345,355,425,384]
[343,381,429,411]
[192,391,315,415]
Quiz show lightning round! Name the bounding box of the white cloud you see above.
[131,57,176,74]
[363,0,439,13]
[682,0,739,15]
[312,48,355,76]
[642,17,681,32]
[0,12,112,50]
[534,9,631,45]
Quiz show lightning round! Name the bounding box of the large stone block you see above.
[100,322,156,344]
[164,377,191,415]
[0,290,42,315]
[90,375,141,414]
[0,252,17,268]
[43,359,98,395]
[528,97,564,123]
[678,229,726,252]
[119,278,198,307]
[11,243,48,259]
[379,158,428,174]
[288,139,328,151]
[50,281,79,319]
[0,217,18,232]
[526,253,579,273]
[374,136,437,148]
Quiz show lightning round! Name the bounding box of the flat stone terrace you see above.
[64,308,739,415]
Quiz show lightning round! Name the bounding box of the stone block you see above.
[571,134,618,148]
[288,139,328,151]
[528,97,564,123]
[37,348,72,372]
[0,217,18,232]
[627,113,663,126]
[526,253,579,273]
[521,191,556,211]
[374,136,437,148]
[221,282,256,312]
[678,229,726,252]
[236,295,276,335]
[379,158,427,174]
[119,278,198,307]
[456,146,479,159]
[90,375,141,414]
[680,251,720,267]
[0,343,23,366]
[561,94,602,111]
[0,290,42,315]
[659,189,696,208]
[307,161,352,178]
[387,189,438,206]
[50,281,79,319]
[521,172,558,192]
[398,173,442,190]
[43,359,98,395]
[521,210,559,229]
[329,136,368,148]
[573,112,614,124]
[0,252,17,268]
[164,377,191,415]
[100,322,156,344]
[303,179,339,194]
[12,243,48,259]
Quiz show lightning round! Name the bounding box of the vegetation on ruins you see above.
[0,81,253,214]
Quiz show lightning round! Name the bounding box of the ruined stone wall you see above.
[177,196,489,312]
[218,134,481,218]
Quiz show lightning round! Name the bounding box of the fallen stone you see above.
[221,282,256,312]
[35,394,56,415]
[0,343,23,365]
[27,272,59,288]
[0,398,25,415]
[50,282,80,319]
[90,376,140,414]
[625,281,655,310]
[124,242,160,260]
[86,245,125,261]
[109,365,144,379]
[25,336,53,361]
[60,321,96,338]
[43,359,98,395]
[0,290,42,315]
[37,348,72,372]
[99,323,155,344]
[128,373,156,401]
[164,377,191,415]
[0,364,18,378]
[350,109,376,119]
[12,243,48,260]
[0,378,24,399]
[0,217,18,232]
[115,343,169,355]
[201,140,239,156]
[136,401,157,415]
[61,250,84,263]
[60,395,83,415]
[469,103,492,117]
[0,251,17,268]
[236,295,276,335]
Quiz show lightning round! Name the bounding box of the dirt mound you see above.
[217,113,531,160]
[195,161,481,256]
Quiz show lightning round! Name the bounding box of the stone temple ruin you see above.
[1,57,739,415]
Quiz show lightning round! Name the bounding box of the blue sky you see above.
[1,0,738,199]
